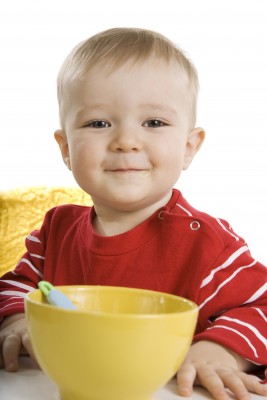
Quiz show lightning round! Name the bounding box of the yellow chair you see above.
[0,186,92,275]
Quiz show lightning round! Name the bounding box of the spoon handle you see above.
[38,281,77,310]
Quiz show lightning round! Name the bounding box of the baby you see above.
[0,27,266,400]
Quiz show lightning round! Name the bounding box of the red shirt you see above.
[0,189,266,366]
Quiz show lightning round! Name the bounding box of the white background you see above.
[0,0,266,263]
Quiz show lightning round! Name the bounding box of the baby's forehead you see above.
[64,60,190,115]
[69,56,190,91]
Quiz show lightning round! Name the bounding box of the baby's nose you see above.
[109,128,142,152]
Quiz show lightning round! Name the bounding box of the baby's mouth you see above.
[107,168,151,177]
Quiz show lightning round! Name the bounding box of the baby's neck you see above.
[92,193,172,236]
[92,208,152,236]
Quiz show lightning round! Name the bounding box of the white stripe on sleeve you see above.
[0,290,28,298]
[243,282,267,305]
[207,324,258,358]
[216,218,240,241]
[176,203,192,216]
[216,316,267,348]
[29,253,45,260]
[199,261,256,310]
[201,245,249,288]
[0,280,36,292]
[252,307,267,323]
[0,300,25,311]
[17,258,44,278]
[27,234,41,243]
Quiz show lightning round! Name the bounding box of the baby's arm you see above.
[0,214,50,370]
[0,314,37,371]
[177,340,267,400]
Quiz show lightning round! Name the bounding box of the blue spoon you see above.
[38,281,77,310]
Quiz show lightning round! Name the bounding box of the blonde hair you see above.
[57,27,199,127]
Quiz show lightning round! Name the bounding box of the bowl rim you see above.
[25,285,198,318]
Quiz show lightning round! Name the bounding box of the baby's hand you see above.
[176,340,267,400]
[0,313,36,371]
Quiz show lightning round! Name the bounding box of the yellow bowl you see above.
[25,285,198,400]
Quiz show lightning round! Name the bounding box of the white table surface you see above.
[0,356,265,400]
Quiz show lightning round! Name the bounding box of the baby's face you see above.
[56,58,204,215]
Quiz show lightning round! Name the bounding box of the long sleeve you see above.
[193,239,267,366]
[0,221,47,321]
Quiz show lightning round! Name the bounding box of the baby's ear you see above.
[183,127,205,170]
[54,129,72,170]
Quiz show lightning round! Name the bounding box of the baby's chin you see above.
[95,190,170,214]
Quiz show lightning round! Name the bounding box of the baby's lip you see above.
[108,168,146,172]
[105,164,151,171]
[105,168,151,177]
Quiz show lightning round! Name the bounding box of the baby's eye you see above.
[85,120,110,128]
[143,119,165,128]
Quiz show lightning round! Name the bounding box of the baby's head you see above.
[57,27,199,129]
[54,28,204,221]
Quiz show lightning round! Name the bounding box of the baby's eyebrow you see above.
[76,104,108,115]
[74,103,178,121]
[139,104,178,116]
[74,105,109,122]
